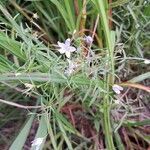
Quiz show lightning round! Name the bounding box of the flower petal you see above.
[31,137,44,146]
[65,51,71,58]
[117,85,123,91]
[58,48,65,54]
[114,89,121,94]
[113,84,123,90]
[112,84,123,94]
[57,41,65,48]
[65,38,71,46]
[85,36,93,45]
[68,46,76,52]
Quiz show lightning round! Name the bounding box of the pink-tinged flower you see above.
[31,137,44,150]
[112,84,123,94]
[57,38,76,58]
[84,35,93,45]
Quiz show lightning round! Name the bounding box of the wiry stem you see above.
[0,98,41,109]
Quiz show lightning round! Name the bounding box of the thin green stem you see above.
[93,0,115,149]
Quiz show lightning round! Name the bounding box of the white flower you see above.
[65,59,78,76]
[144,59,150,64]
[15,73,21,76]
[84,36,93,45]
[31,137,44,150]
[112,84,123,94]
[23,83,35,95]
[114,100,120,104]
[33,13,39,19]
[57,38,76,58]
[24,83,35,89]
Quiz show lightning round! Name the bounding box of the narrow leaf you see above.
[9,114,35,150]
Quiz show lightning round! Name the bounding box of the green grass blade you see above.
[33,1,64,39]
[114,131,125,150]
[0,73,67,83]
[9,114,35,150]
[0,4,28,43]
[53,108,76,134]
[0,32,26,61]
[57,119,73,150]
[129,72,150,83]
[31,115,48,150]
[109,0,129,8]
[0,73,104,87]
[64,0,75,29]
[46,117,58,150]
[123,119,150,127]
[0,54,16,72]
[49,0,75,31]
[91,0,115,149]
[96,1,114,79]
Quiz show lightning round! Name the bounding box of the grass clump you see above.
[0,0,149,149]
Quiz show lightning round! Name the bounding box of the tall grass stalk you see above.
[93,0,115,149]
